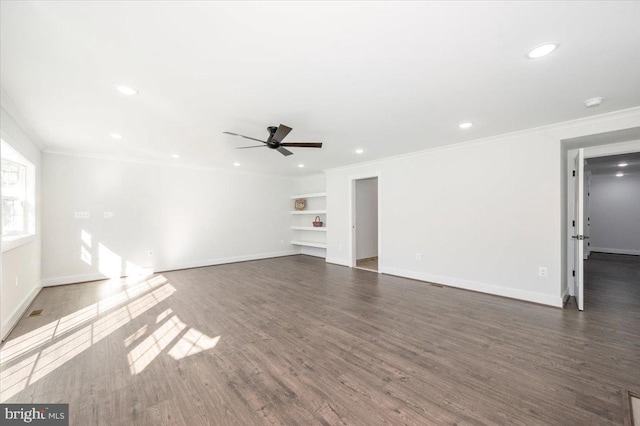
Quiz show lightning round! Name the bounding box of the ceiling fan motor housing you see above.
[267,126,279,148]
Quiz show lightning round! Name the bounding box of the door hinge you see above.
[572,220,575,227]
[572,270,575,277]
[572,170,576,177]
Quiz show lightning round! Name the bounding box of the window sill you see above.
[2,234,37,253]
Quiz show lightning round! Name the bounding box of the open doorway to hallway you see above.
[566,142,640,311]
[577,152,640,311]
[353,177,379,272]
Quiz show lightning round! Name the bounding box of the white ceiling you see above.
[586,152,640,176]
[1,1,640,176]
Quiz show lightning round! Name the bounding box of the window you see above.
[2,158,27,235]
[1,139,35,250]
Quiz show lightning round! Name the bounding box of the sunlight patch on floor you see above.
[0,281,176,402]
[168,329,220,360]
[128,315,186,375]
[125,324,148,347]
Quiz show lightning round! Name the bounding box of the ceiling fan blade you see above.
[276,147,293,156]
[223,132,267,144]
[236,145,268,149]
[272,124,292,143]
[280,142,323,148]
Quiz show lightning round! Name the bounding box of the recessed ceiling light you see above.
[584,97,603,108]
[233,162,240,167]
[109,133,122,139]
[171,154,180,159]
[355,149,364,154]
[459,122,472,129]
[298,164,305,168]
[526,43,559,59]
[115,85,138,96]
[616,172,624,177]
[618,162,628,167]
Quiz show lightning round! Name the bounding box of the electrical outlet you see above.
[104,211,115,219]
[74,211,90,219]
[416,253,421,261]
[538,267,548,277]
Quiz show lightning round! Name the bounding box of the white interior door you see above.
[574,149,585,311]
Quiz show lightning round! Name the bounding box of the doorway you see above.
[352,176,379,272]
[564,135,640,311]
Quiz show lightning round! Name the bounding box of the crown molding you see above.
[42,149,296,180]
[324,107,640,175]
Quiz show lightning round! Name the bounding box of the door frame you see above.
[348,172,382,272]
[565,140,640,306]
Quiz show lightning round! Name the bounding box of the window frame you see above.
[1,138,36,253]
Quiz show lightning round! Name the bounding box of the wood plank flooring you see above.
[1,253,639,425]
[355,257,378,272]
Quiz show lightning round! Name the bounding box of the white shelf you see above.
[291,226,327,232]
[291,240,327,249]
[290,210,326,215]
[291,192,326,199]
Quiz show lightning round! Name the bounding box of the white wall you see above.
[1,107,42,340]
[355,177,378,259]
[41,153,296,285]
[326,108,640,307]
[589,173,640,255]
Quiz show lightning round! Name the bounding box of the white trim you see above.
[326,257,350,267]
[42,273,108,287]
[590,247,640,256]
[42,150,296,180]
[2,234,36,253]
[41,250,299,287]
[561,288,570,305]
[1,283,42,341]
[155,250,299,273]
[325,107,640,175]
[299,248,326,258]
[381,266,563,308]
[565,142,640,305]
[584,139,640,158]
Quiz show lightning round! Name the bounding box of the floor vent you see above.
[28,309,43,317]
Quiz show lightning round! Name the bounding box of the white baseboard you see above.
[300,247,327,258]
[326,257,351,267]
[2,283,42,341]
[561,287,570,305]
[42,250,300,287]
[381,266,563,308]
[590,247,640,256]
[154,250,299,272]
[42,273,108,287]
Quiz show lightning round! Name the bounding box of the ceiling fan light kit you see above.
[224,124,323,157]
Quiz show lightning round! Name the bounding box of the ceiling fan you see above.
[223,124,322,156]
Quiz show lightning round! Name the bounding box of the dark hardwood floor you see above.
[1,253,639,425]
